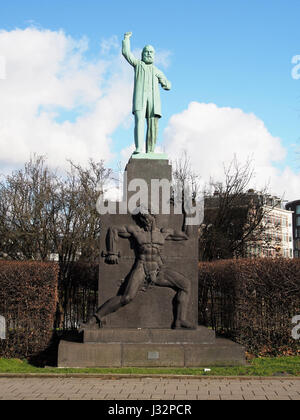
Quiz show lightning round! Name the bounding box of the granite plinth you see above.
[58,338,246,368]
[61,157,246,369]
[83,327,216,344]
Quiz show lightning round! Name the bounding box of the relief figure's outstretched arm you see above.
[162,228,189,242]
[162,215,195,241]
[105,226,132,264]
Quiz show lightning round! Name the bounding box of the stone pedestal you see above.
[58,328,245,367]
[83,326,216,344]
[58,156,246,367]
[98,158,199,329]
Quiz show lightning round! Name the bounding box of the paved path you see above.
[0,377,299,400]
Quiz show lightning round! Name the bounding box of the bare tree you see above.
[54,159,113,327]
[172,150,201,200]
[0,156,113,327]
[0,155,60,261]
[200,157,282,261]
[0,156,112,261]
[172,150,202,228]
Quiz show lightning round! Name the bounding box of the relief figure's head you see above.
[139,212,156,231]
[133,207,156,231]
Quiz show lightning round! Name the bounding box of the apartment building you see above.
[204,190,293,259]
[246,203,293,258]
[285,200,300,258]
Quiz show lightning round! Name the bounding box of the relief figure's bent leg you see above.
[155,269,194,329]
[94,262,145,323]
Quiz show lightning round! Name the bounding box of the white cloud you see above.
[132,48,172,70]
[163,102,300,202]
[100,35,119,55]
[1,28,297,203]
[120,144,135,168]
[0,28,132,170]
[155,50,172,69]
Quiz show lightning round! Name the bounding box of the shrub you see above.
[0,261,58,360]
[199,258,300,356]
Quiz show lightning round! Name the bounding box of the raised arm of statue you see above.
[162,228,189,241]
[122,32,138,67]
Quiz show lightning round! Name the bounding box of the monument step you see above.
[58,339,246,368]
[83,327,216,345]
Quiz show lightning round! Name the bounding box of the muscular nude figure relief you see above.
[86,212,195,330]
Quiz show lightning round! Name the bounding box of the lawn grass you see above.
[0,356,299,376]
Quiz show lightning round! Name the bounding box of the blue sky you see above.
[0,0,299,200]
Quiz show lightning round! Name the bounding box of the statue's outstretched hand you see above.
[124,32,132,39]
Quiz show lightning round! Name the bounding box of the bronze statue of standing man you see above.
[122,32,171,155]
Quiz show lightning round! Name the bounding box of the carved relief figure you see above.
[86,211,195,329]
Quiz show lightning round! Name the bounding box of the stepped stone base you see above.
[58,327,246,368]
[83,327,216,345]
[58,157,246,369]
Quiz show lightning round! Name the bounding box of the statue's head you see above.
[140,212,156,231]
[142,45,155,64]
[133,207,156,231]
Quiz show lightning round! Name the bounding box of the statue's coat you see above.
[122,38,171,118]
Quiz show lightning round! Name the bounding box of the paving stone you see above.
[0,377,299,400]
[172,394,191,400]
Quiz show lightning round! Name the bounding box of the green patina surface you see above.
[122,32,171,156]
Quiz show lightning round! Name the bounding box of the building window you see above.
[296,205,300,215]
[296,216,300,227]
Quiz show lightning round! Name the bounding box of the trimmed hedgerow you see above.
[0,261,58,359]
[199,258,300,356]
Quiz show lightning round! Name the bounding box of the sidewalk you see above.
[0,376,299,400]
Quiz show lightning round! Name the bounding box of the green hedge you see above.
[0,261,59,360]
[199,258,300,356]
